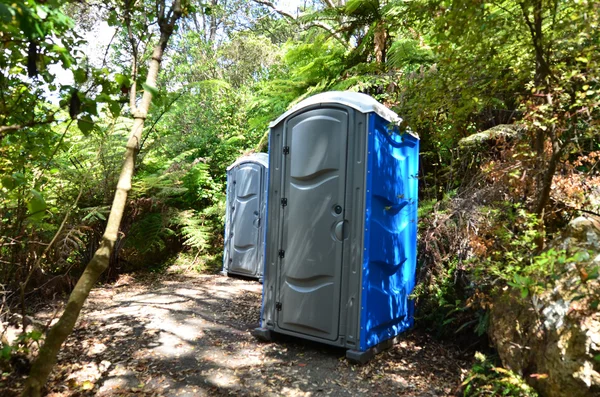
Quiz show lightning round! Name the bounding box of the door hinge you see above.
[283,146,290,155]
[278,249,285,259]
[276,302,282,311]
[281,197,287,207]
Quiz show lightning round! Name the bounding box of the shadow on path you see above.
[15,272,468,396]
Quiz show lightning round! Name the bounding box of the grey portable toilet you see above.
[222,153,269,280]
[255,91,420,362]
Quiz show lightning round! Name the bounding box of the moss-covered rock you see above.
[488,216,600,396]
[458,124,522,149]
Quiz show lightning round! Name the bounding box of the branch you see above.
[19,187,84,333]
[130,53,138,113]
[139,90,183,152]
[519,2,537,44]
[39,119,75,178]
[167,0,182,28]
[0,116,56,140]
[253,0,296,21]
[490,0,521,20]
[306,22,345,44]
[320,0,336,9]
[101,27,120,68]
[157,0,165,21]
[0,124,29,134]
[252,0,346,45]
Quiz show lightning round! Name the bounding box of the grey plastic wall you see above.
[261,105,368,349]
[223,154,268,279]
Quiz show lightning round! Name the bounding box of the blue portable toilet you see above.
[222,153,269,280]
[254,91,420,362]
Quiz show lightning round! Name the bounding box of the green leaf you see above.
[107,11,118,26]
[109,101,121,118]
[520,288,529,299]
[141,83,159,96]
[0,345,11,360]
[73,68,87,84]
[0,3,13,24]
[28,330,42,341]
[1,176,15,190]
[114,73,130,87]
[101,81,112,94]
[27,190,47,220]
[81,99,98,116]
[77,115,94,135]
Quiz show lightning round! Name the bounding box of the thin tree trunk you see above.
[535,134,567,216]
[21,2,183,395]
[209,0,218,43]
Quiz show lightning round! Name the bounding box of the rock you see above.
[458,124,522,149]
[488,216,600,397]
[8,313,45,331]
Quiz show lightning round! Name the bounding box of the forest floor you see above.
[3,270,471,396]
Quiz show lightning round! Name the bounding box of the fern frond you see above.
[126,213,173,254]
[52,224,94,268]
[174,210,211,251]
[387,39,435,70]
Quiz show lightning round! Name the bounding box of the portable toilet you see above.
[222,153,269,280]
[254,91,419,362]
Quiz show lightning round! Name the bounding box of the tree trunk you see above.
[21,2,183,395]
[209,0,218,43]
[373,24,388,65]
[535,133,567,216]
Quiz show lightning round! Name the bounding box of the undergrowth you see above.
[461,352,538,397]
[413,135,600,344]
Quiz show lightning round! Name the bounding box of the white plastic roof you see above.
[227,152,269,171]
[269,91,403,128]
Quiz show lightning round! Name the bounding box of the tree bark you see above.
[519,0,560,219]
[21,1,183,396]
[373,24,388,64]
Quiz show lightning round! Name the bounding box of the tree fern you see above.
[125,212,175,254]
[174,210,211,251]
[131,174,187,200]
[387,38,435,71]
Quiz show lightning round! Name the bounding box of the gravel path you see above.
[4,271,469,396]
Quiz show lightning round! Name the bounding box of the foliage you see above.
[0,329,43,359]
[413,194,487,341]
[0,0,77,297]
[176,210,210,251]
[0,2,598,394]
[461,352,539,397]
[414,137,599,342]
[0,0,152,300]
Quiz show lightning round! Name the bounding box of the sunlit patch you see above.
[89,342,107,355]
[205,371,240,388]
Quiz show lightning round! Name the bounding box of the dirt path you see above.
[5,272,469,396]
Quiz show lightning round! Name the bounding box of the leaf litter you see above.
[2,271,469,396]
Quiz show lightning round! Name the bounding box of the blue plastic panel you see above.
[360,113,419,351]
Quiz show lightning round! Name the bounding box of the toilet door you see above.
[229,163,263,276]
[276,108,349,341]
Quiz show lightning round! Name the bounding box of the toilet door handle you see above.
[253,211,260,228]
[334,220,349,241]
